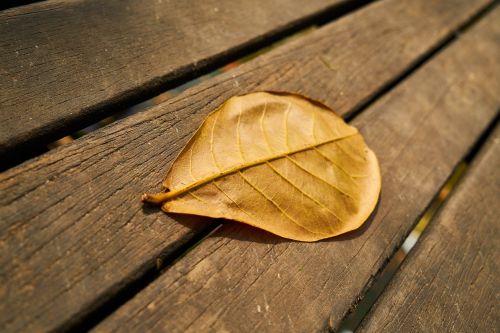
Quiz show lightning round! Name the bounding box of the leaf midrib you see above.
[159,132,359,202]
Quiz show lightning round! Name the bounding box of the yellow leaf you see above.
[142,92,381,241]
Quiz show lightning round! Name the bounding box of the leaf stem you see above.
[141,192,174,205]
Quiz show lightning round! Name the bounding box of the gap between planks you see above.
[336,113,499,332]
[357,121,500,332]
[0,0,372,170]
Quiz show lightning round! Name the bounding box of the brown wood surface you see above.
[92,8,500,332]
[0,0,494,331]
[359,126,500,333]
[0,0,354,158]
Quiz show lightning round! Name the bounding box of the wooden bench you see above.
[0,0,498,332]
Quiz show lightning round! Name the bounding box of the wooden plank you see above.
[92,8,500,333]
[0,0,354,159]
[359,126,500,333]
[0,0,493,331]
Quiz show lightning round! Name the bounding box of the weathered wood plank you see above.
[0,0,493,331]
[92,8,500,333]
[359,126,500,333]
[0,0,355,159]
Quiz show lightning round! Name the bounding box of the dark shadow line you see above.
[464,111,500,163]
[1,0,374,171]
[344,0,498,123]
[332,118,499,332]
[57,222,222,333]
[0,0,45,11]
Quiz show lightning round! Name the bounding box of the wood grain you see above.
[92,8,500,333]
[0,0,493,331]
[359,126,500,333]
[0,0,353,158]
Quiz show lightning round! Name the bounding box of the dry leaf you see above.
[142,92,381,241]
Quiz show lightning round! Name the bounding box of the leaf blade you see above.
[143,92,381,241]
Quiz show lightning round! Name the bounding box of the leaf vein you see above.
[311,112,317,141]
[334,140,365,163]
[210,110,222,170]
[189,191,207,204]
[286,155,354,199]
[313,146,367,180]
[238,171,328,236]
[260,101,273,154]
[188,145,196,181]
[284,102,291,149]
[212,180,255,221]
[237,103,246,162]
[265,161,343,225]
